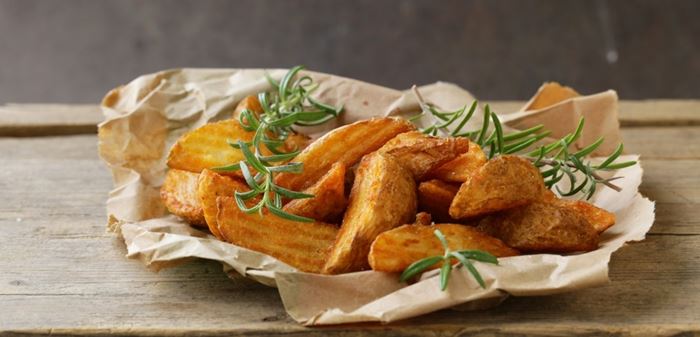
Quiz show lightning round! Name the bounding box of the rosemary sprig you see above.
[400,229,499,290]
[214,66,343,222]
[410,86,636,199]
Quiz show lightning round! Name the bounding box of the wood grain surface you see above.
[0,102,699,336]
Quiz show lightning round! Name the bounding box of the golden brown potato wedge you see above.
[541,188,616,233]
[554,199,615,234]
[414,212,433,226]
[216,196,338,273]
[418,179,460,223]
[427,142,487,183]
[197,169,250,239]
[449,155,545,219]
[167,119,257,176]
[232,95,310,153]
[282,162,347,223]
[323,153,417,274]
[160,169,206,227]
[477,201,598,253]
[275,117,415,191]
[377,131,470,180]
[525,82,580,111]
[232,95,263,120]
[369,223,519,273]
[283,132,311,153]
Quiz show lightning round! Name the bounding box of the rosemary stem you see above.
[526,157,622,192]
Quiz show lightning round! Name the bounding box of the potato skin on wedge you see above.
[418,179,460,223]
[232,95,263,120]
[323,153,417,274]
[369,223,519,273]
[542,189,616,233]
[275,117,415,191]
[282,162,347,223]
[428,142,487,183]
[477,201,598,253]
[167,119,256,176]
[160,169,206,227]
[216,196,338,273]
[556,199,615,234]
[197,169,250,239]
[232,95,310,152]
[449,155,545,219]
[378,131,469,180]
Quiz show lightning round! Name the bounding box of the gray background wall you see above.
[0,0,698,104]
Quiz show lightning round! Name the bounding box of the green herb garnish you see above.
[214,66,342,222]
[400,229,499,290]
[410,85,636,200]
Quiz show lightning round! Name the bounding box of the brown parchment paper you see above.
[98,69,655,325]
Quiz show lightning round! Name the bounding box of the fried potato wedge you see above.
[369,223,519,273]
[167,119,257,176]
[477,201,598,253]
[323,153,417,274]
[232,95,263,120]
[554,199,615,234]
[418,179,459,223]
[414,212,433,226]
[378,131,469,180]
[428,142,487,183]
[283,132,311,153]
[449,155,545,219]
[232,95,310,153]
[275,117,415,191]
[197,169,250,239]
[525,82,580,111]
[282,162,347,223]
[216,196,338,273]
[160,169,206,227]
[541,188,616,233]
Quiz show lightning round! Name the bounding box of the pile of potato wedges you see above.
[161,96,616,275]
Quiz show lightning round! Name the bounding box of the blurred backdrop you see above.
[0,0,698,103]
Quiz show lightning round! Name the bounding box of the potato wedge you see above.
[323,153,417,274]
[369,223,519,273]
[283,132,311,153]
[167,119,256,176]
[377,131,469,180]
[477,201,598,253]
[554,199,615,234]
[197,169,250,239]
[216,196,338,273]
[428,142,487,183]
[414,212,433,226]
[275,117,415,191]
[232,95,263,120]
[231,95,310,153]
[449,155,545,219]
[541,189,616,233]
[525,82,580,111]
[160,169,206,227]
[418,179,459,223]
[282,162,347,223]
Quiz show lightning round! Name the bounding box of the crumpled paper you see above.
[98,69,655,325]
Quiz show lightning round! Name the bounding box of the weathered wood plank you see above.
[0,127,698,335]
[0,104,100,136]
[1,234,698,335]
[1,100,699,137]
[622,127,700,160]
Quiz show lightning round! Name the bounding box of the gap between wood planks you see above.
[0,100,699,137]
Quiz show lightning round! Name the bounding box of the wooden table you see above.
[1,101,699,336]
